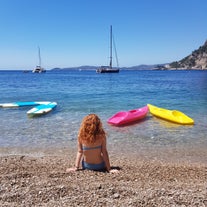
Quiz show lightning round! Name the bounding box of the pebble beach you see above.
[0,147,206,207]
[1,70,207,206]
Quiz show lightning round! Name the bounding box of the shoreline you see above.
[1,142,207,165]
[0,147,207,206]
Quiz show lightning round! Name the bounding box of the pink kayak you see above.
[107,105,149,126]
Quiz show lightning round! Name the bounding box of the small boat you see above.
[0,101,51,108]
[96,25,119,73]
[147,104,194,125]
[32,47,46,73]
[27,102,57,117]
[96,66,119,73]
[32,66,46,73]
[107,105,149,126]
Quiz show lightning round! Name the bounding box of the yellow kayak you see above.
[147,104,194,125]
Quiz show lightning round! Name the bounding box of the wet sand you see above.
[0,147,207,207]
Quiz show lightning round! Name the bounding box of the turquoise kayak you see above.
[27,102,57,117]
[0,101,50,108]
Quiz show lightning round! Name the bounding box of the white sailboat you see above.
[32,47,46,73]
[96,25,119,73]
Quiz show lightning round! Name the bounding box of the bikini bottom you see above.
[82,160,106,171]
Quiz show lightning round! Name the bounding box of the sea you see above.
[0,69,207,162]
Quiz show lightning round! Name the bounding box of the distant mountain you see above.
[121,64,161,70]
[52,65,98,70]
[167,40,207,70]
[51,64,164,71]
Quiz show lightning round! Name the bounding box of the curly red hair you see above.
[78,114,106,143]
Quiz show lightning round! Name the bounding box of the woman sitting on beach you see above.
[66,114,118,173]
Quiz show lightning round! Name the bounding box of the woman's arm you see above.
[74,141,83,169]
[66,141,83,172]
[101,138,111,172]
[102,137,119,173]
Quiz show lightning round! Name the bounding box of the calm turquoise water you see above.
[0,70,207,158]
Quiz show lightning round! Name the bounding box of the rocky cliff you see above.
[167,40,207,69]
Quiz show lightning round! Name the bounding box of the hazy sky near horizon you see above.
[0,0,207,70]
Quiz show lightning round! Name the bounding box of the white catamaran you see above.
[96,25,119,73]
[32,47,46,73]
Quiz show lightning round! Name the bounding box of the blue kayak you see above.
[27,102,57,117]
[0,101,50,108]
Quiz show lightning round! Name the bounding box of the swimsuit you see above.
[81,145,106,171]
[82,160,106,171]
[82,145,102,150]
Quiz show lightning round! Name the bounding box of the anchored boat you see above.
[96,25,119,73]
[32,47,46,73]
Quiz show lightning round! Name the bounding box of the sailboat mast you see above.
[38,47,41,67]
[109,25,112,69]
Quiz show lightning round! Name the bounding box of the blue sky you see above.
[0,0,207,70]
